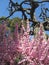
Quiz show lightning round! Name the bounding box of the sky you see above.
[0,0,49,19]
[0,0,49,20]
[0,0,25,18]
[0,0,49,35]
[0,0,9,17]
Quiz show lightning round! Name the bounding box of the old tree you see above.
[6,0,49,35]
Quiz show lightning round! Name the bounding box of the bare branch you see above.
[6,0,49,31]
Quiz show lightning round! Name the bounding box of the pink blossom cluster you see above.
[0,23,18,65]
[0,20,49,65]
[17,21,49,65]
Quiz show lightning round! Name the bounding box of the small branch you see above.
[20,0,49,5]
[6,10,16,19]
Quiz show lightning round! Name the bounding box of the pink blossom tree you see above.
[16,21,49,65]
[0,22,19,65]
[0,20,49,65]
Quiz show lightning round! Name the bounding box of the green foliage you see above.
[0,17,6,21]
[15,58,20,63]
[0,17,27,32]
[9,17,21,32]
